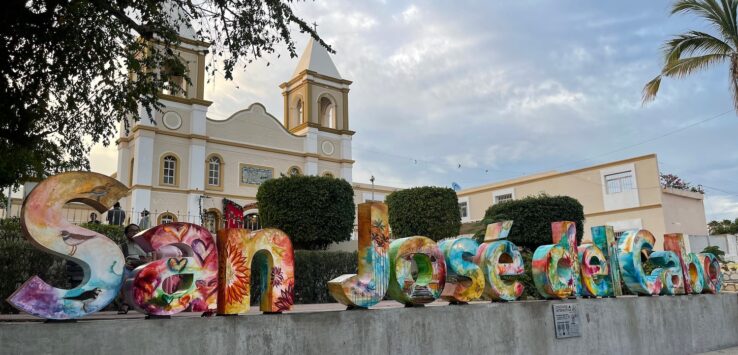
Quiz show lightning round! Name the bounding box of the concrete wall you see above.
[2,294,737,355]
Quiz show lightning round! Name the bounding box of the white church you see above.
[115,29,394,233]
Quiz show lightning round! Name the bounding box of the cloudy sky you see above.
[90,0,738,221]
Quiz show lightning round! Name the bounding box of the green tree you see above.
[643,0,738,110]
[474,194,584,250]
[1,0,328,191]
[708,218,738,234]
[385,186,461,241]
[256,175,355,250]
[702,245,726,262]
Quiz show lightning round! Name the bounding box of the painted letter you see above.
[8,172,128,320]
[649,251,682,295]
[591,225,622,296]
[663,233,703,294]
[439,237,483,303]
[328,202,390,308]
[577,244,610,297]
[617,229,662,295]
[217,228,295,314]
[474,221,524,301]
[387,236,446,306]
[532,222,577,299]
[124,223,218,315]
[698,253,723,294]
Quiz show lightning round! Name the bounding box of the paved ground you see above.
[700,348,738,354]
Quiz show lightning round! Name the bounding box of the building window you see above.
[605,171,634,194]
[288,166,302,177]
[207,156,221,186]
[296,99,304,124]
[322,171,334,178]
[495,193,513,204]
[162,155,177,185]
[128,158,135,187]
[158,212,177,225]
[203,209,220,234]
[319,96,336,129]
[459,202,468,218]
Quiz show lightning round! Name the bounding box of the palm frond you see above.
[662,53,729,78]
[642,75,662,104]
[663,31,734,63]
[672,0,738,44]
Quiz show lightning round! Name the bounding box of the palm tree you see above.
[643,0,738,110]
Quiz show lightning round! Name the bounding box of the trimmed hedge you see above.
[249,250,357,305]
[257,175,356,250]
[293,250,357,304]
[475,194,584,250]
[386,186,461,241]
[0,218,69,313]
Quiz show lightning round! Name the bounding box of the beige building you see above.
[457,154,708,249]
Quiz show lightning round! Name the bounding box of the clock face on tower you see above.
[321,141,335,156]
[162,111,182,130]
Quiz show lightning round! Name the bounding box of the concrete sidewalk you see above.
[700,347,738,354]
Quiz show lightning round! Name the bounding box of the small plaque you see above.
[552,303,581,339]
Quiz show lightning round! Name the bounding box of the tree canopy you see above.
[385,186,461,241]
[643,0,738,111]
[708,218,738,234]
[660,173,704,193]
[1,0,327,190]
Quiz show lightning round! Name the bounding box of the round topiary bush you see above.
[385,186,461,241]
[475,194,584,250]
[257,175,355,250]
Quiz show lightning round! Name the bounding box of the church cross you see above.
[312,21,318,32]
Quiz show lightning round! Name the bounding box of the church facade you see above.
[115,36,392,233]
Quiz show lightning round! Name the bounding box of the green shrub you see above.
[475,194,584,250]
[701,245,725,263]
[0,218,69,313]
[257,176,355,250]
[293,250,357,304]
[386,186,461,241]
[0,219,129,313]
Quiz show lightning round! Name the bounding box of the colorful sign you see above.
[6,173,726,321]
[217,228,295,314]
[7,172,128,320]
[328,202,390,308]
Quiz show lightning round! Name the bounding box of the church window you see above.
[208,156,221,186]
[296,99,304,124]
[129,158,135,187]
[288,166,302,177]
[162,155,177,185]
[319,96,337,129]
[158,212,177,224]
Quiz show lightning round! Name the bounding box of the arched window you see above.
[296,99,304,124]
[319,96,336,129]
[158,212,177,225]
[161,155,178,186]
[322,171,335,178]
[128,158,135,187]
[288,166,302,177]
[203,209,220,234]
[207,156,221,187]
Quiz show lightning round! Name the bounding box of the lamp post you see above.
[370,175,375,201]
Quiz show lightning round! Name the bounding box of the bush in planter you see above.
[257,175,355,250]
[386,186,461,241]
[474,194,584,251]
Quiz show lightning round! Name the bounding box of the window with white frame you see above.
[208,156,221,186]
[495,193,513,204]
[605,171,634,194]
[163,155,177,185]
[459,201,468,218]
